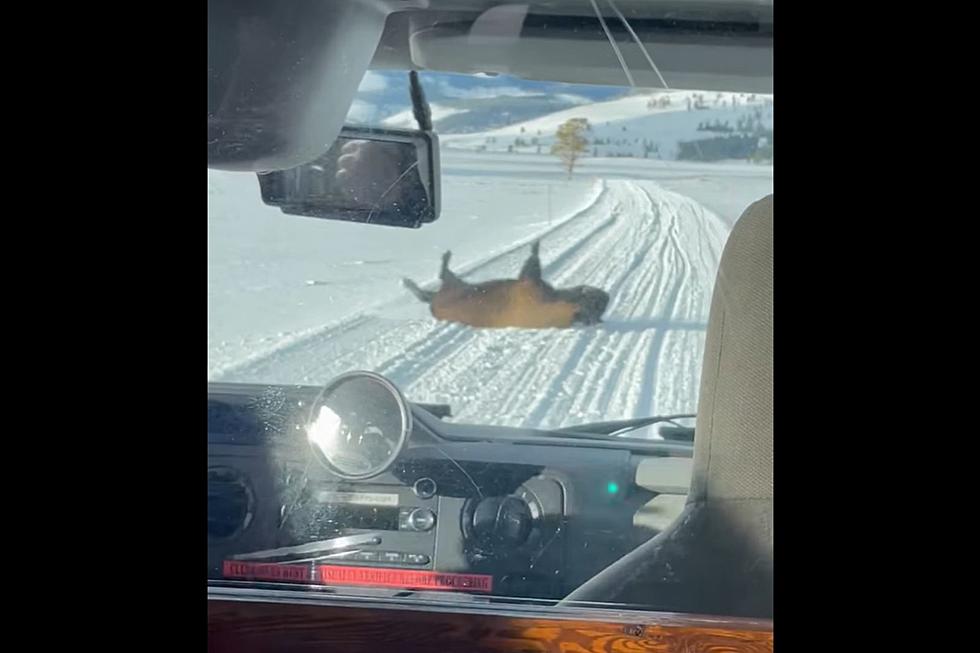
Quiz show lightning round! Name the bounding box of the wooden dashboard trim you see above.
[208,587,773,652]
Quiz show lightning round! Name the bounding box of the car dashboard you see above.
[207,373,693,602]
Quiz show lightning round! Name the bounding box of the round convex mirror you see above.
[305,371,411,479]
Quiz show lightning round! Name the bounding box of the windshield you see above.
[208,74,773,432]
[208,1,773,626]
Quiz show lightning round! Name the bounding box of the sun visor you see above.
[208,0,392,172]
[404,6,772,93]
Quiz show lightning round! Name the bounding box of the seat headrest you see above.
[560,196,774,616]
[690,195,773,503]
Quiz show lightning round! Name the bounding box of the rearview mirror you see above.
[257,126,440,229]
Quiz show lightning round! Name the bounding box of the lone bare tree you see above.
[551,118,589,179]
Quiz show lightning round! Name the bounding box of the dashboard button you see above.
[381,551,404,563]
[404,553,430,565]
[352,551,379,562]
[408,508,436,532]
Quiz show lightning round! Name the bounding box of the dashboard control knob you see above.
[407,507,436,532]
[471,496,532,550]
[413,477,437,499]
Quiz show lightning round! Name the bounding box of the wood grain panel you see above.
[209,597,773,653]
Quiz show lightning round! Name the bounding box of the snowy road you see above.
[210,178,731,429]
[442,151,772,228]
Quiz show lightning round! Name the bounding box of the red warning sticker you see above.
[317,565,493,592]
[222,561,493,593]
[222,561,312,583]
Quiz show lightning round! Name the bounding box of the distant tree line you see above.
[678,128,773,163]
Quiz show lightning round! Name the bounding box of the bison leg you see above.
[519,240,543,284]
[439,250,466,289]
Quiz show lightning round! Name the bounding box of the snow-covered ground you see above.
[208,163,601,377]
[443,90,773,160]
[208,149,770,430]
[210,80,773,431]
[441,151,772,228]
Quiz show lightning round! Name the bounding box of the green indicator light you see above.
[607,482,619,494]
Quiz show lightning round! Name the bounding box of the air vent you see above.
[207,466,255,541]
[208,399,264,443]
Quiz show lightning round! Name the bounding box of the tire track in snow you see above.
[215,180,730,431]
[211,182,612,384]
[208,181,609,382]
[527,183,666,425]
[633,192,688,418]
[505,182,655,425]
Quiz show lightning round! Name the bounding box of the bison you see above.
[403,241,609,329]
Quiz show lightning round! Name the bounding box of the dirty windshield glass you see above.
[209,76,772,428]
[208,2,772,620]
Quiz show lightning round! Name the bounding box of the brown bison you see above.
[403,241,609,328]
